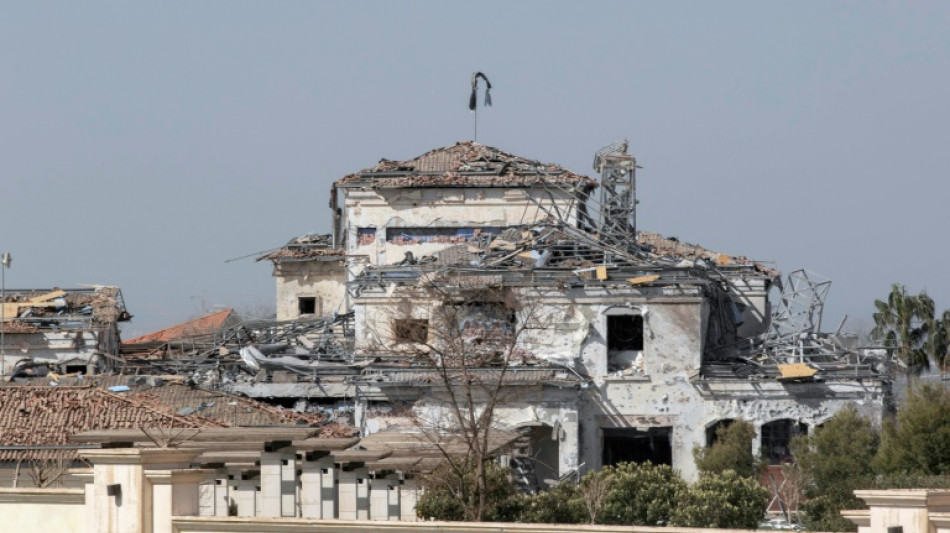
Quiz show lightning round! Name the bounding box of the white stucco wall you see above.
[353,282,883,482]
[272,260,346,321]
[341,187,578,266]
[0,488,85,533]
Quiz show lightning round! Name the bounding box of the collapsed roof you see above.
[0,286,130,333]
[256,233,344,263]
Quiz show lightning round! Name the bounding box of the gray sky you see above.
[3,2,949,337]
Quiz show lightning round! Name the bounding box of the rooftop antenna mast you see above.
[469,72,492,142]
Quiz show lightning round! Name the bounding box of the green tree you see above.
[669,470,769,529]
[599,462,686,526]
[792,404,879,532]
[794,405,877,488]
[874,382,950,475]
[694,419,758,478]
[872,284,935,374]
[927,310,950,374]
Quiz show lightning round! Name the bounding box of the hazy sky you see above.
[3,2,949,337]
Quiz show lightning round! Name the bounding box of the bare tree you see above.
[779,461,808,526]
[379,276,543,521]
[578,468,614,524]
[26,454,71,488]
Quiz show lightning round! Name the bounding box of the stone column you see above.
[849,490,950,533]
[80,448,201,533]
[145,469,214,533]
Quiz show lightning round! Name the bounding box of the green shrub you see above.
[600,462,686,525]
[670,470,769,529]
[694,419,759,478]
[518,483,585,524]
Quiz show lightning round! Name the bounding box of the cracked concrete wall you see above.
[342,187,577,265]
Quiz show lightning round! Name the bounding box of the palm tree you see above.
[871,284,935,375]
[927,309,950,374]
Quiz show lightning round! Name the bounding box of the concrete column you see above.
[300,455,334,518]
[212,473,230,516]
[399,478,421,521]
[337,469,369,520]
[260,451,296,517]
[849,490,950,533]
[232,478,258,517]
[80,448,200,533]
[369,476,401,521]
[145,469,214,533]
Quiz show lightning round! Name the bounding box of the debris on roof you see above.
[0,286,130,327]
[256,233,344,262]
[335,141,596,188]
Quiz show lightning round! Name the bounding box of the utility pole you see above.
[0,252,10,379]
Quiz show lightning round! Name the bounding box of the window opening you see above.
[602,427,672,466]
[705,419,736,447]
[393,318,429,344]
[298,297,317,316]
[761,419,806,464]
[607,315,644,351]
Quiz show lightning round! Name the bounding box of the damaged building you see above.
[247,140,888,484]
[28,140,887,521]
[0,286,131,377]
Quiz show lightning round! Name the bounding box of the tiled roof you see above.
[16,375,335,428]
[336,141,595,188]
[0,386,223,462]
[124,309,236,344]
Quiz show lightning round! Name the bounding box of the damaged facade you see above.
[248,140,887,486]
[0,287,130,377]
[6,141,885,521]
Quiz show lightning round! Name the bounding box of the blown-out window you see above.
[393,318,429,344]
